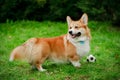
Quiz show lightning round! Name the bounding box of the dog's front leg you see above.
[69,55,81,68]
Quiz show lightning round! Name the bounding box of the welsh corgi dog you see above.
[9,13,91,71]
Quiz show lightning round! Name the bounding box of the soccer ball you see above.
[87,54,96,62]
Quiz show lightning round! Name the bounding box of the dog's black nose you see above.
[77,32,81,36]
[69,31,72,35]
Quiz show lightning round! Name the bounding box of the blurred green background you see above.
[0,0,120,25]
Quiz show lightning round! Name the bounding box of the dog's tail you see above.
[9,38,37,62]
[9,46,26,61]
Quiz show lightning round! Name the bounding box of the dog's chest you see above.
[73,41,90,57]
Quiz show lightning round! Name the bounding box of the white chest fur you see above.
[66,35,90,57]
[70,40,90,57]
[75,40,90,57]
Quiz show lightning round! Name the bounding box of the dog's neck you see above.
[65,34,90,57]
[79,41,85,44]
[66,34,89,44]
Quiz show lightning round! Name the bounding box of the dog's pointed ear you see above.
[80,13,88,25]
[66,16,72,26]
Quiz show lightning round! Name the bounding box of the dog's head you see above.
[66,13,91,41]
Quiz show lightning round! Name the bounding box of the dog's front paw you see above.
[74,63,81,68]
[75,65,81,68]
[71,61,81,68]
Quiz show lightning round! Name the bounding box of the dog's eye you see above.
[69,27,72,29]
[75,26,78,29]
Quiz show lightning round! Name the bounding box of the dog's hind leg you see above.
[35,61,46,72]
[34,54,48,72]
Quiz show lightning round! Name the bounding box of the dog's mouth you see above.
[69,31,81,38]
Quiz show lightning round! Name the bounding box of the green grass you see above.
[0,20,120,80]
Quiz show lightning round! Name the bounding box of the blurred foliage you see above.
[0,0,120,25]
[0,0,47,21]
[76,0,120,25]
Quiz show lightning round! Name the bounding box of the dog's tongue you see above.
[72,34,76,38]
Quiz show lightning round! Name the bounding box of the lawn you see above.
[0,20,120,80]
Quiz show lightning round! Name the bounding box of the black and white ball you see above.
[87,55,96,62]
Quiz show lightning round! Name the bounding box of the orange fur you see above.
[9,13,91,71]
